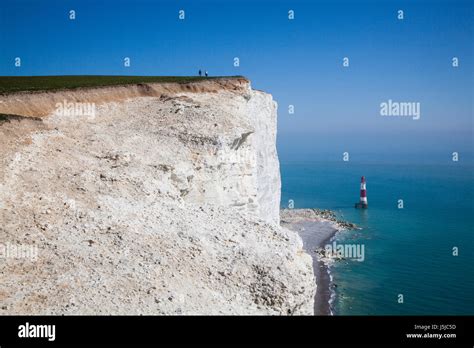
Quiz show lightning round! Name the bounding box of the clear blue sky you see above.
[1,0,472,161]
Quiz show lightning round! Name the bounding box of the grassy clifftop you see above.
[0,75,245,94]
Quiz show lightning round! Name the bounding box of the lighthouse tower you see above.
[355,176,368,209]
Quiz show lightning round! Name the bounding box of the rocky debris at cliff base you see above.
[281,208,358,231]
[314,247,346,266]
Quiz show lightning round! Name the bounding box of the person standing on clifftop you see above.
[205,71,208,77]
[198,69,202,76]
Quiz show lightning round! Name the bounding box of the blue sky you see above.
[1,0,472,161]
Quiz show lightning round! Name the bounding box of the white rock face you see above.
[169,86,281,225]
[248,89,281,225]
[0,79,314,315]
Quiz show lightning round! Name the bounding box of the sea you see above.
[280,157,474,315]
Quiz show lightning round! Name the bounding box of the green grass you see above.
[0,75,245,95]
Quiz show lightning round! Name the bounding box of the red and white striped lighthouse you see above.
[355,176,368,208]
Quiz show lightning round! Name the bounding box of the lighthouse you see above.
[355,176,368,209]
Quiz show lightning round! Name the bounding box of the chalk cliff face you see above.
[0,79,314,314]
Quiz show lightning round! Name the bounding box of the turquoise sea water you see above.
[280,160,474,315]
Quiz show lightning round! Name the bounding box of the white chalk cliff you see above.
[0,78,315,314]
